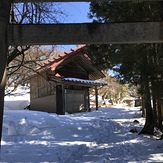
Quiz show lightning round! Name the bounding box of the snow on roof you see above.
[62,78,107,86]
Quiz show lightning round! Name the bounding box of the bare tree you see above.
[11,2,65,24]
[93,70,129,105]
[6,2,66,93]
[6,45,63,95]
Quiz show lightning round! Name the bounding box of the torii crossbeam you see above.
[8,22,163,45]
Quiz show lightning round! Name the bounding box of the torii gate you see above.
[0,0,163,146]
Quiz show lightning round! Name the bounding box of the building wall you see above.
[30,72,57,113]
[30,94,56,113]
[65,89,85,113]
[30,73,56,100]
[30,72,89,114]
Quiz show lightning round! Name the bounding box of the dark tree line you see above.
[87,1,163,135]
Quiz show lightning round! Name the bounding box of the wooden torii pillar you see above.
[0,0,11,148]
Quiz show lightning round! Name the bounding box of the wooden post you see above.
[62,84,65,114]
[83,87,86,111]
[95,87,98,110]
[83,87,90,111]
[0,0,11,148]
[56,85,64,115]
[87,88,90,111]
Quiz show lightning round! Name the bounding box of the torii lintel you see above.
[8,22,163,45]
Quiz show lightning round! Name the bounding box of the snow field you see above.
[1,106,163,163]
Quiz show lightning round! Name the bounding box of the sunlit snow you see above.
[1,86,163,163]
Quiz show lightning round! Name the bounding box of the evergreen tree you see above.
[87,1,163,134]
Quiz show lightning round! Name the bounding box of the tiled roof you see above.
[28,45,105,80]
[39,45,86,72]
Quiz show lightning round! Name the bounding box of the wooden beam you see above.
[8,22,163,45]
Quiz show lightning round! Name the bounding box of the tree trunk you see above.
[0,69,6,146]
[141,95,146,117]
[152,95,157,125]
[157,100,163,132]
[139,80,154,135]
[0,0,11,147]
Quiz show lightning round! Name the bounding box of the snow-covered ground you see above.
[1,87,163,163]
[4,86,30,110]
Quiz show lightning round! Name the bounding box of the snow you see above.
[4,86,30,110]
[1,87,163,163]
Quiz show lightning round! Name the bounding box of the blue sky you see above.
[58,2,91,50]
[61,2,91,23]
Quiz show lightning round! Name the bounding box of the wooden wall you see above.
[30,94,56,113]
[30,73,57,112]
[30,73,56,100]
[65,89,85,113]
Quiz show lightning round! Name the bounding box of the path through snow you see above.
[1,107,163,162]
